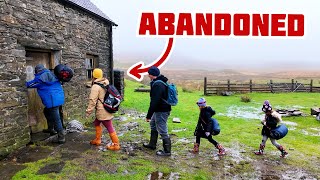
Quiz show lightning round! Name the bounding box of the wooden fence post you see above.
[227,79,230,91]
[249,79,252,93]
[291,79,294,92]
[310,79,313,92]
[204,77,207,95]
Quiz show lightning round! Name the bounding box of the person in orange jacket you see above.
[86,68,120,151]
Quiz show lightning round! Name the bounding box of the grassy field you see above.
[119,80,320,179]
[8,79,320,180]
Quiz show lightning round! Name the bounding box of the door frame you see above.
[25,48,55,70]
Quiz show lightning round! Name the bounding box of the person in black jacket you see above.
[143,66,172,156]
[191,98,226,156]
[254,100,288,158]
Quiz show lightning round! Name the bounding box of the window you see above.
[85,55,98,79]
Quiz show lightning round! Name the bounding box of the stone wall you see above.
[0,0,113,158]
[114,69,124,100]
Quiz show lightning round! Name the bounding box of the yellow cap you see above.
[92,68,103,79]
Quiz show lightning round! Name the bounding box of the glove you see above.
[205,132,210,137]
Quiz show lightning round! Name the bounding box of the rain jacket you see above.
[26,69,64,108]
[86,78,113,120]
[194,106,216,136]
[146,75,171,119]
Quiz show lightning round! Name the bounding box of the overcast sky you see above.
[91,0,319,71]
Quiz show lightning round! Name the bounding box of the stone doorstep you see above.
[30,132,53,143]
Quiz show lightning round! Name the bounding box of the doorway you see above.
[26,50,52,133]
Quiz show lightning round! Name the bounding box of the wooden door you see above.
[26,51,51,133]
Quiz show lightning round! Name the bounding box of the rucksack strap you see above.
[152,80,169,104]
[152,80,168,87]
[93,82,107,104]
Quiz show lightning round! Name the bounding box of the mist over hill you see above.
[114,53,320,81]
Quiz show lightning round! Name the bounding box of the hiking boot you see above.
[215,144,226,156]
[143,130,158,150]
[58,130,66,144]
[254,144,265,155]
[107,132,120,151]
[90,126,102,145]
[190,143,199,154]
[52,130,65,144]
[43,129,57,136]
[156,138,171,156]
[278,145,288,158]
[107,143,120,151]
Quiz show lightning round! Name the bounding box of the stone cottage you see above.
[0,0,118,158]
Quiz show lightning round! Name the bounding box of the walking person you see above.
[143,66,172,156]
[191,98,226,156]
[254,100,288,158]
[26,64,65,143]
[86,68,120,151]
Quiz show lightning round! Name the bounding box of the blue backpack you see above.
[211,118,221,135]
[270,124,288,140]
[153,80,178,106]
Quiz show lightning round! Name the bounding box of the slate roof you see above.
[63,0,117,26]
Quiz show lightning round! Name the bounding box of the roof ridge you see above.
[63,0,117,26]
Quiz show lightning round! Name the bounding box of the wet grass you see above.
[5,79,320,179]
[121,79,320,178]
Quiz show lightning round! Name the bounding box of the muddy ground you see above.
[0,110,319,180]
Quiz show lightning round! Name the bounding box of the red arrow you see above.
[127,37,175,81]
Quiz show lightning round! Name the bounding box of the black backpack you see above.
[94,82,123,113]
[54,64,74,82]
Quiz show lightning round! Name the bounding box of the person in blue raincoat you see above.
[26,64,65,144]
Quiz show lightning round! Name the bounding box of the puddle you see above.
[120,116,128,121]
[225,142,252,164]
[147,171,180,180]
[176,138,191,144]
[301,130,320,137]
[121,142,142,156]
[37,161,65,175]
[121,122,139,131]
[310,127,320,131]
[260,174,281,180]
[282,121,298,126]
[278,105,305,110]
[282,169,318,180]
[171,128,187,133]
[125,110,146,119]
[219,106,262,119]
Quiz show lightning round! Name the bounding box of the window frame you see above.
[85,54,99,80]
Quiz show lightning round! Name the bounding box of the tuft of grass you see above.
[241,95,251,103]
[182,87,193,93]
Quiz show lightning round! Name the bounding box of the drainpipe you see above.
[109,25,114,85]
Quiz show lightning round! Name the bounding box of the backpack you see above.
[270,124,288,140]
[94,82,123,113]
[54,64,74,82]
[211,118,221,135]
[152,80,178,106]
